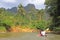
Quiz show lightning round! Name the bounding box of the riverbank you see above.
[0,26,37,33]
[11,26,37,32]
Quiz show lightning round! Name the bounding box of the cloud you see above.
[28,0,45,5]
[0,3,3,7]
[28,0,45,9]
[36,4,45,9]
[0,0,45,9]
[21,0,45,9]
[2,0,17,3]
[21,0,45,6]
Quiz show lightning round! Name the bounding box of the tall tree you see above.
[17,4,26,16]
[45,0,60,31]
[0,8,5,14]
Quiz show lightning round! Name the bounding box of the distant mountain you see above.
[7,7,17,13]
[6,4,50,20]
[7,4,37,13]
[24,4,36,12]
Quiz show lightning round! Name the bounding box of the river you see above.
[0,32,60,40]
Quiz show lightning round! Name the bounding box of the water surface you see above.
[0,32,60,40]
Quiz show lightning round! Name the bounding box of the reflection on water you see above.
[47,34,60,40]
[0,32,27,38]
[0,32,60,40]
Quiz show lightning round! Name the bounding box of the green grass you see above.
[0,26,6,31]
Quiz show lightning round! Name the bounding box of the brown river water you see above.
[0,32,60,40]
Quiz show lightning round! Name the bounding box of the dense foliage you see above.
[45,0,60,31]
[0,4,50,32]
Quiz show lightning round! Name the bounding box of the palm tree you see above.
[17,4,26,16]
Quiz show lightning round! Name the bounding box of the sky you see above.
[0,0,45,9]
